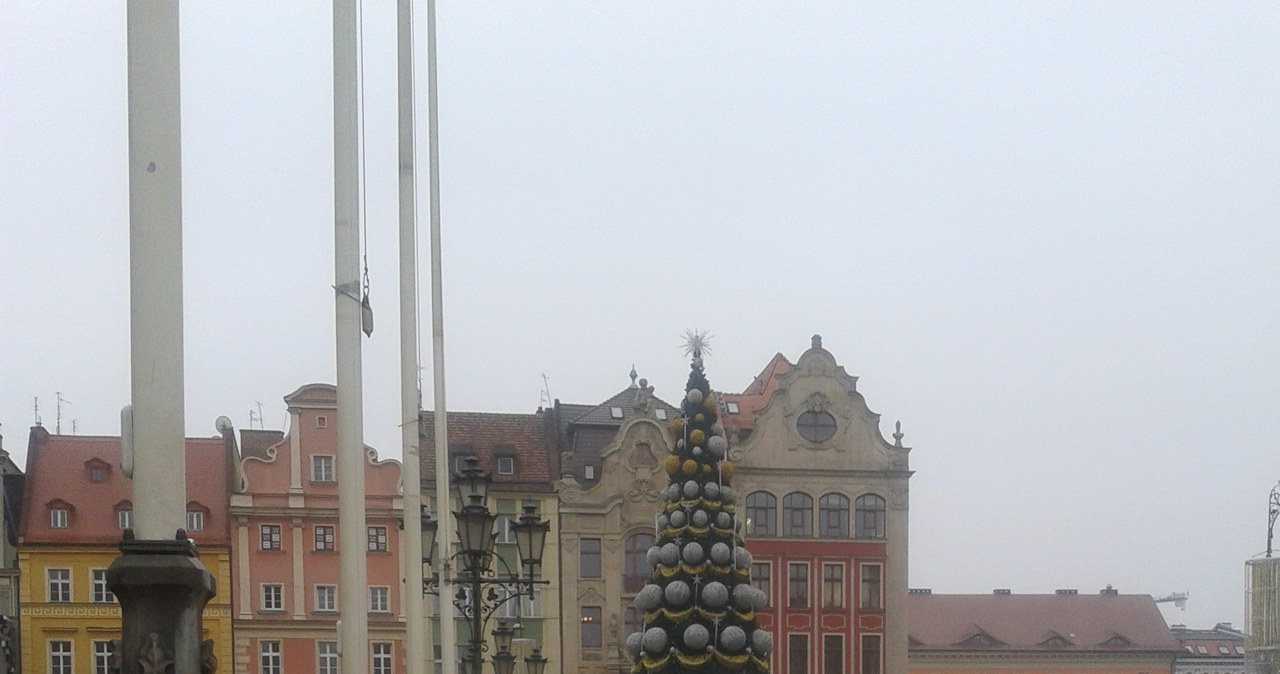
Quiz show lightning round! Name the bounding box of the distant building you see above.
[230,383,405,674]
[0,426,23,672]
[18,425,235,674]
[1171,622,1245,674]
[907,588,1181,674]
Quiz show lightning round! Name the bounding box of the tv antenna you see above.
[539,373,553,410]
[33,397,41,426]
[56,392,72,434]
[249,400,265,430]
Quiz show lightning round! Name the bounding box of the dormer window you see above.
[610,407,624,419]
[50,509,68,529]
[186,501,210,532]
[496,456,515,475]
[316,415,328,429]
[726,401,740,414]
[118,510,132,530]
[84,458,111,483]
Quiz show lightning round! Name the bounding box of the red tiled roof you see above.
[908,592,1179,653]
[419,411,553,492]
[21,426,231,546]
[719,352,791,432]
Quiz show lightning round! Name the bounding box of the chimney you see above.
[1055,589,1078,595]
[908,588,932,595]
[993,589,1011,595]
[1100,585,1119,596]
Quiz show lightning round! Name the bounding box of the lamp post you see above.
[422,458,552,674]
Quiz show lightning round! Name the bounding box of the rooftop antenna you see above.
[33,396,41,426]
[1268,483,1280,557]
[539,373,553,410]
[56,392,72,434]
[72,419,79,435]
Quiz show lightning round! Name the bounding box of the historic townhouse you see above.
[418,409,563,674]
[230,384,405,674]
[19,425,234,674]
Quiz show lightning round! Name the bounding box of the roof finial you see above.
[893,420,904,447]
[812,334,823,349]
[681,329,713,360]
[630,365,638,386]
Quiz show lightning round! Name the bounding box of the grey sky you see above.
[3,3,1277,630]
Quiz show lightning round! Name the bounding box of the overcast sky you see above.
[3,3,1278,630]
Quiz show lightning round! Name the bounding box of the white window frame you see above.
[317,641,339,674]
[260,640,282,674]
[369,586,390,613]
[94,639,113,674]
[186,510,205,531]
[367,525,388,552]
[654,408,667,420]
[118,509,132,530]
[495,515,517,544]
[47,568,71,603]
[609,406,624,419]
[496,584,542,619]
[261,583,284,612]
[49,508,68,529]
[372,642,394,674]
[316,414,328,429]
[727,401,740,414]
[315,584,338,612]
[91,568,115,603]
[496,456,515,475]
[260,523,282,551]
[49,640,72,674]
[315,524,336,551]
[311,454,335,482]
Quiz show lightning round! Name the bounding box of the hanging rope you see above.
[356,0,373,337]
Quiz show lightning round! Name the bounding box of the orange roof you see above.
[907,592,1179,653]
[420,410,553,492]
[21,426,231,547]
[719,353,791,432]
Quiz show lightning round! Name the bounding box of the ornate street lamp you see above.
[423,462,552,674]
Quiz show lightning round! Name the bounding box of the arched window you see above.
[746,492,777,538]
[855,494,886,539]
[782,492,813,538]
[818,493,849,538]
[623,532,654,593]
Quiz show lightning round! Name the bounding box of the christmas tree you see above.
[626,332,771,674]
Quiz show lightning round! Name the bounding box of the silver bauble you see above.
[752,586,768,610]
[682,541,705,565]
[733,545,752,569]
[646,546,661,568]
[710,542,732,565]
[683,624,710,650]
[635,583,663,611]
[669,510,687,528]
[664,580,692,606]
[701,581,729,608]
[642,627,668,654]
[683,480,700,499]
[692,509,709,528]
[721,626,747,652]
[721,486,735,504]
[707,435,728,457]
[660,542,680,566]
[676,439,685,450]
[693,446,703,457]
[733,583,754,611]
[716,512,733,529]
[625,632,644,658]
[686,389,704,405]
[752,630,773,656]
[704,482,721,499]
[711,423,724,436]
[657,514,669,530]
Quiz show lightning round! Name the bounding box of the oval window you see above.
[796,410,836,443]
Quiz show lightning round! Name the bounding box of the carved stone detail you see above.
[889,485,908,510]
[201,639,217,674]
[139,633,172,674]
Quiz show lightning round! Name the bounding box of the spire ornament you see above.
[681,329,713,360]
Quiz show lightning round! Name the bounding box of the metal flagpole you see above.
[397,0,428,670]
[426,0,459,672]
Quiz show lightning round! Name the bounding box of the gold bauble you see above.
[682,459,698,476]
[668,418,683,435]
[689,429,706,445]
[694,413,705,423]
[702,464,712,476]
[720,461,734,480]
[702,396,718,413]
[664,455,681,476]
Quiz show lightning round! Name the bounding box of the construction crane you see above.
[1154,592,1189,610]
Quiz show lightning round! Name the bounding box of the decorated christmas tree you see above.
[626,332,771,674]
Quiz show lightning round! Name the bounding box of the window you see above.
[318,641,339,674]
[654,408,667,420]
[186,510,205,531]
[94,640,113,674]
[1197,646,1209,654]
[783,492,813,537]
[624,532,654,593]
[819,493,850,538]
[50,640,72,674]
[788,563,809,608]
[727,401,740,414]
[315,584,337,612]
[92,569,115,603]
[50,508,68,529]
[822,564,844,608]
[610,406,624,419]
[261,524,282,550]
[860,564,882,610]
[797,410,837,442]
[48,568,71,602]
[495,515,517,544]
[311,455,335,482]
[90,467,104,482]
[496,584,543,619]
[824,635,844,674]
[624,606,641,636]
[584,465,595,480]
[751,563,771,601]
[260,641,282,674]
[316,415,328,429]
[496,456,515,475]
[261,583,283,611]
[582,606,603,648]
[860,635,882,674]
[580,538,601,578]
[789,635,808,674]
[1220,646,1231,655]
[118,509,133,530]
[368,525,388,551]
[855,495,886,539]
[372,642,394,674]
[315,525,336,551]
[370,586,390,613]
[746,492,777,537]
